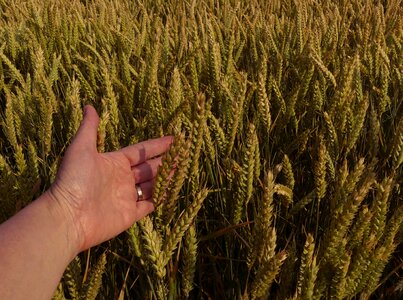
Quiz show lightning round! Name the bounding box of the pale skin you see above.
[0,105,173,300]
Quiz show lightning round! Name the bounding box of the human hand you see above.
[46,105,173,253]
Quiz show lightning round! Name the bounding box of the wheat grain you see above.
[182,224,197,298]
[330,249,350,300]
[348,205,372,250]
[325,173,375,263]
[0,50,25,87]
[250,251,287,299]
[14,144,26,176]
[257,57,271,131]
[370,177,393,241]
[346,94,369,154]
[163,189,208,265]
[188,94,206,190]
[3,90,18,149]
[67,79,82,139]
[222,77,245,157]
[314,139,327,201]
[72,64,96,99]
[248,171,275,268]
[64,257,81,300]
[232,123,257,223]
[310,51,337,88]
[139,216,166,279]
[300,65,315,100]
[296,234,315,296]
[389,118,403,170]
[270,74,286,114]
[153,133,184,207]
[84,253,107,300]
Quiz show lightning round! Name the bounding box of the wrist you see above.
[39,189,83,259]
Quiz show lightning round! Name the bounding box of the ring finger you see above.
[136,179,155,201]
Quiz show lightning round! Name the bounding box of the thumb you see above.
[71,105,100,151]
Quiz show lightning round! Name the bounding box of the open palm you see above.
[48,105,173,252]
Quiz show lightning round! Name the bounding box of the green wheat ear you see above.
[248,170,275,268]
[232,123,257,224]
[153,133,186,207]
[314,137,327,201]
[52,283,66,300]
[182,224,197,298]
[257,56,272,132]
[139,215,166,279]
[163,189,208,266]
[64,256,82,300]
[161,139,191,226]
[84,253,107,300]
[249,251,287,299]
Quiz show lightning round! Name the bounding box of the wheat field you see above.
[0,0,402,299]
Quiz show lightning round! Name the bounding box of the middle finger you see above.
[132,156,162,184]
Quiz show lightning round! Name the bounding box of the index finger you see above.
[119,136,174,166]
